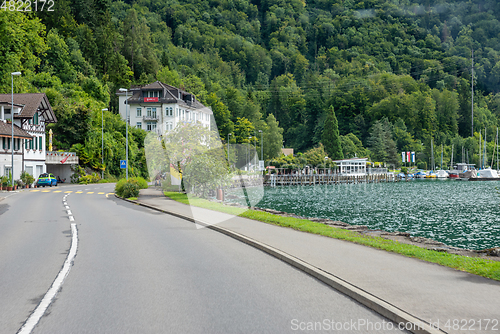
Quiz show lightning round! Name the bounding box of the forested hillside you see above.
[2,0,500,176]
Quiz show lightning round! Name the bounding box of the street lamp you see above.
[11,72,21,188]
[118,88,129,180]
[227,133,232,167]
[248,136,252,171]
[101,108,108,179]
[258,130,263,162]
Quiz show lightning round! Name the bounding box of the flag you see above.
[401,152,406,163]
[411,152,415,163]
[60,155,69,164]
[407,151,411,163]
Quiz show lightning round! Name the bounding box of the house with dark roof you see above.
[0,93,57,180]
[116,81,212,135]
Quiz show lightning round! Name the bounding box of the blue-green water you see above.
[227,180,500,250]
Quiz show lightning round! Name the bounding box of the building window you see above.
[146,122,157,131]
[152,107,157,118]
[137,122,142,129]
[146,91,160,98]
[39,137,42,150]
[34,113,39,125]
[137,108,142,117]
[166,107,173,116]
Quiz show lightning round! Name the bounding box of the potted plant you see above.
[6,172,12,191]
[20,171,30,188]
[0,176,7,190]
[27,174,35,188]
[15,179,23,189]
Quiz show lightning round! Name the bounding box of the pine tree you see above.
[322,106,343,160]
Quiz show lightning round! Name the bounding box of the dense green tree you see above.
[263,114,283,160]
[322,106,343,160]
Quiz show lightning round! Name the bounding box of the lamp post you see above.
[227,133,232,167]
[248,136,252,171]
[101,108,108,179]
[11,72,21,187]
[258,129,263,161]
[119,88,129,180]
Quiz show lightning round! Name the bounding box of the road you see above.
[0,184,407,333]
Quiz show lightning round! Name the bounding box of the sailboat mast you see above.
[471,49,474,138]
[497,127,499,171]
[431,138,434,171]
[479,132,482,169]
[441,144,443,169]
[484,128,487,168]
[451,144,454,170]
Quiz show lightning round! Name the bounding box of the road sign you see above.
[120,160,127,169]
[259,160,265,171]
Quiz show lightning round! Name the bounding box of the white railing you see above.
[46,151,79,164]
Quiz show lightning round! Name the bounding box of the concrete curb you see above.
[117,195,445,334]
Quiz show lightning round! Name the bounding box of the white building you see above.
[116,81,212,135]
[0,93,57,179]
[332,158,368,176]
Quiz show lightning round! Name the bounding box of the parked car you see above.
[37,173,57,187]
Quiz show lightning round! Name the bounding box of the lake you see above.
[226,179,500,250]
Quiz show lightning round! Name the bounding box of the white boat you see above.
[436,170,449,178]
[468,168,500,181]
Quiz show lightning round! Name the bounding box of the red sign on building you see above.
[144,97,159,102]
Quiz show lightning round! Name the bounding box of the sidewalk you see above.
[134,188,500,334]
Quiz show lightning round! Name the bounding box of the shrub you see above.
[121,182,139,198]
[129,176,148,189]
[79,173,100,184]
[115,177,148,197]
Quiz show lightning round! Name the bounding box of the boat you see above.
[414,171,427,179]
[436,170,448,178]
[425,171,437,178]
[468,168,500,181]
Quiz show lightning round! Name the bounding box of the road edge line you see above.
[17,223,78,334]
[118,195,444,334]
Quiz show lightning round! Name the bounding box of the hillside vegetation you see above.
[2,0,500,176]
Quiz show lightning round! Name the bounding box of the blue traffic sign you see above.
[120,160,127,169]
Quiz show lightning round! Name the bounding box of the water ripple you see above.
[227,180,500,250]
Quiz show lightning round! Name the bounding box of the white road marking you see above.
[17,223,78,334]
[65,206,69,209]
[69,216,74,222]
[66,210,72,215]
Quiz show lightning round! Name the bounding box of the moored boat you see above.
[436,170,448,178]
[468,168,500,181]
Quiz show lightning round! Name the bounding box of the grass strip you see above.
[164,191,500,281]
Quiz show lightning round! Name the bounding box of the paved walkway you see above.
[135,188,500,334]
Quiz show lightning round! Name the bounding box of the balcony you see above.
[143,115,159,121]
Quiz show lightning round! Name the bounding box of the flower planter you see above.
[6,186,12,191]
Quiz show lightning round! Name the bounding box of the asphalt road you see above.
[0,184,407,333]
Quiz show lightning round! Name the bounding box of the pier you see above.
[265,172,394,186]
